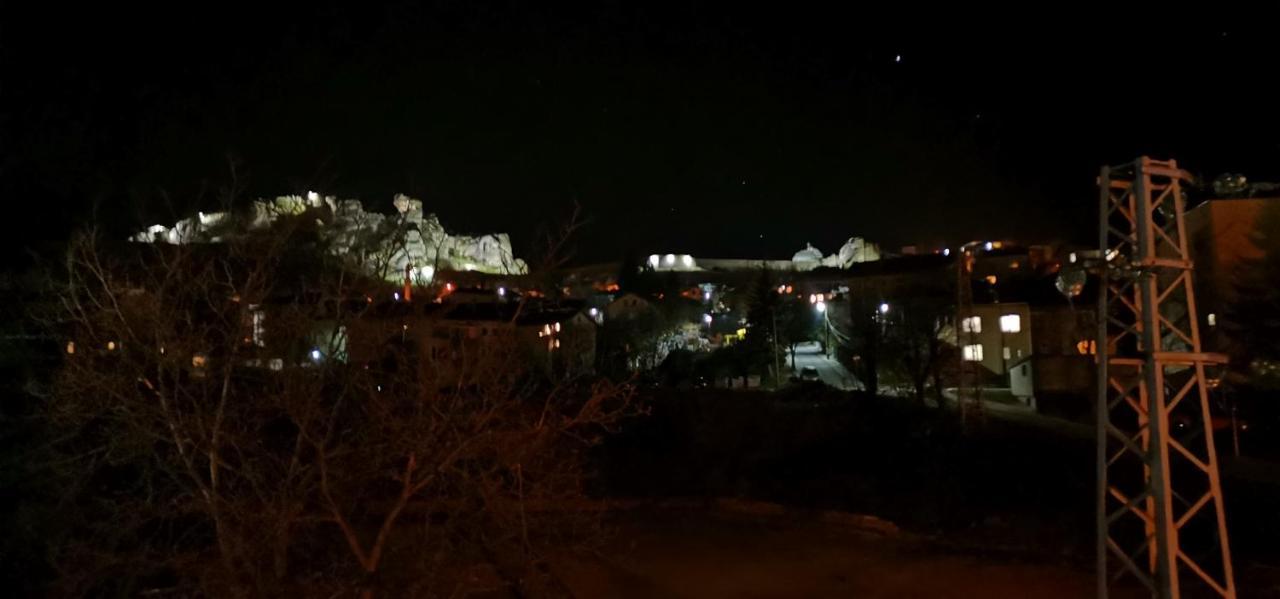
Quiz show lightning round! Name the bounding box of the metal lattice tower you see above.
[1096,157,1235,598]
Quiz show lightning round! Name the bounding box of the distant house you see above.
[345,298,597,382]
[604,293,656,321]
[843,246,1095,415]
[1185,196,1280,353]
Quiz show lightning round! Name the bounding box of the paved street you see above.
[789,341,859,390]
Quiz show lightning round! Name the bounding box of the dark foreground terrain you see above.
[556,507,1102,599]
[594,388,1280,597]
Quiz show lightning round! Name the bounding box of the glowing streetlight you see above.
[310,349,322,362]
[879,302,890,314]
[703,313,713,325]
[815,301,827,313]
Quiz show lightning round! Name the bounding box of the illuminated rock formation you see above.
[131,194,528,279]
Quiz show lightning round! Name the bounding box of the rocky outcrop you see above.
[131,194,528,279]
[823,237,880,268]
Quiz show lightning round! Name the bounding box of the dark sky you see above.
[3,3,1278,265]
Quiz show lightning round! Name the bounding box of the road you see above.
[789,341,859,390]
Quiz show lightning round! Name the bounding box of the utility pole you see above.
[956,242,983,426]
[771,308,782,388]
[1096,157,1235,598]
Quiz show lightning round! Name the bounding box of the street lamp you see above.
[879,302,890,315]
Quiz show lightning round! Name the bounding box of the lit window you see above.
[963,344,984,361]
[192,353,208,368]
[65,341,75,355]
[107,341,117,351]
[251,307,266,347]
[961,316,982,334]
[999,314,1021,333]
[985,275,998,285]
[1003,347,1011,360]
[554,322,561,333]
[1207,313,1217,327]
[1076,340,1097,355]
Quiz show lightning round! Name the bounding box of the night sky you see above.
[3,3,1278,265]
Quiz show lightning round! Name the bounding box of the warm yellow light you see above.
[963,344,984,361]
[985,275,998,284]
[999,314,1021,333]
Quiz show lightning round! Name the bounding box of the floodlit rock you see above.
[130,195,528,279]
[792,243,824,263]
[831,237,880,267]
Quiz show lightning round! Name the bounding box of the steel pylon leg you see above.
[1096,157,1236,598]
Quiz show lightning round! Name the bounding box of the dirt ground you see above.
[552,509,1126,599]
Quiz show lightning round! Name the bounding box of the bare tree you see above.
[46,210,636,597]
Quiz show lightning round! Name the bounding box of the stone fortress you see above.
[131,193,528,281]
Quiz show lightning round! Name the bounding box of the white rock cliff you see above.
[131,194,528,279]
